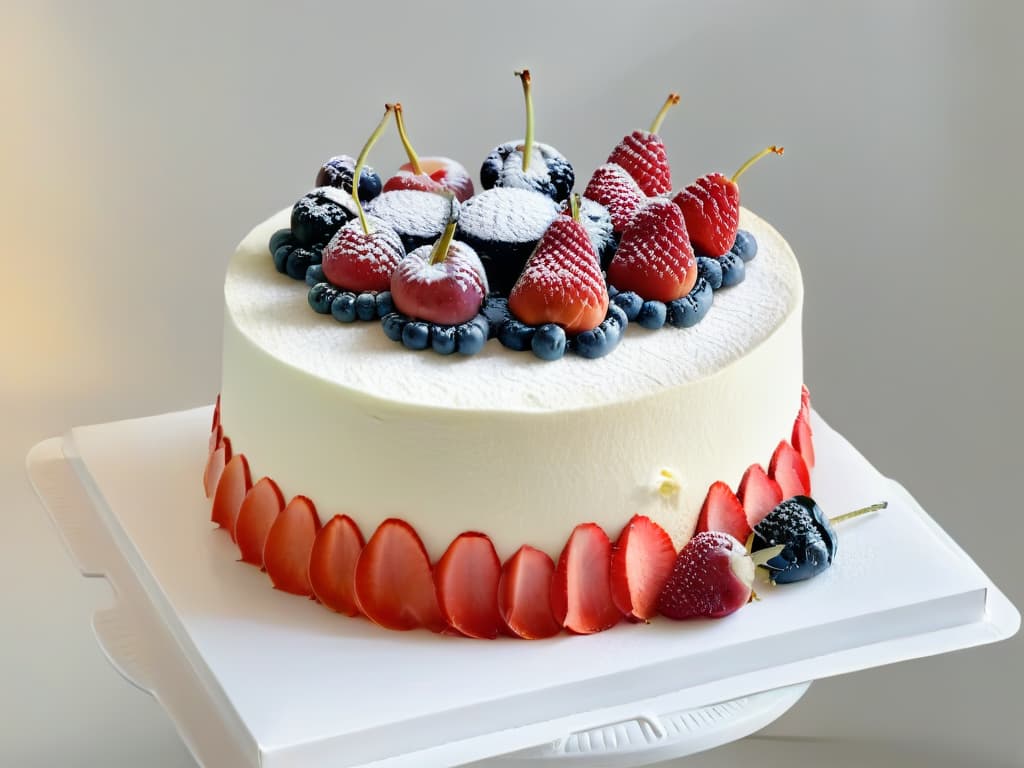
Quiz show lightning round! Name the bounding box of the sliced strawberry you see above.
[211,453,252,539]
[606,198,697,303]
[792,411,816,470]
[435,532,502,639]
[583,164,645,234]
[551,523,622,634]
[235,477,284,568]
[498,546,561,639]
[263,495,321,597]
[737,464,783,528]
[211,394,221,431]
[800,384,811,421]
[354,518,446,633]
[309,514,365,617]
[769,440,811,498]
[610,515,676,621]
[696,481,752,543]
[203,436,232,499]
[208,423,223,456]
[657,531,754,620]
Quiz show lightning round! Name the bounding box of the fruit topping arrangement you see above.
[266,71,785,359]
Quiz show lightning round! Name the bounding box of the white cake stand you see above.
[27,409,1019,768]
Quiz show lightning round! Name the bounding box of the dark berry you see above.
[607,284,620,299]
[375,291,394,317]
[751,496,837,584]
[636,300,667,330]
[497,318,536,351]
[355,293,377,321]
[382,312,407,342]
[611,290,643,321]
[305,263,326,287]
[315,155,382,203]
[531,323,566,360]
[308,282,339,314]
[401,321,431,350]
[290,187,357,247]
[269,228,293,254]
[481,296,511,338]
[431,325,457,355]
[600,307,627,346]
[455,321,487,355]
[666,277,713,328]
[574,325,610,359]
[273,243,294,274]
[480,141,575,201]
[696,256,723,290]
[286,246,321,281]
[719,252,746,287]
[331,292,357,323]
[731,230,758,262]
[366,190,455,253]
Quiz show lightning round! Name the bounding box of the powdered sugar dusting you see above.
[457,188,558,242]
[367,190,455,239]
[584,164,645,232]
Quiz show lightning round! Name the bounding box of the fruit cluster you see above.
[266,73,783,359]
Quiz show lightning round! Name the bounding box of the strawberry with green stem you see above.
[607,92,681,197]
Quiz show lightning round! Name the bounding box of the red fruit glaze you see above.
[263,495,321,597]
[673,173,740,257]
[792,412,816,470]
[769,440,811,498]
[737,464,783,529]
[435,532,503,639]
[498,546,561,639]
[610,515,677,621]
[657,531,754,620]
[696,481,752,544]
[203,437,231,499]
[607,198,697,302]
[508,215,609,334]
[608,130,672,197]
[235,477,285,568]
[309,515,365,617]
[211,453,252,541]
[551,523,622,634]
[583,164,645,234]
[211,394,221,431]
[390,242,488,326]
[322,218,405,293]
[354,518,446,633]
[384,158,475,203]
[209,422,223,456]
[800,384,811,421]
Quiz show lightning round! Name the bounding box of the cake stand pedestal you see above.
[26,409,1019,768]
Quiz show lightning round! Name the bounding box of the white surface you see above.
[4,2,1024,767]
[26,408,1017,767]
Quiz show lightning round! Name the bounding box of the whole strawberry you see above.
[657,531,754,620]
[509,194,608,334]
[606,198,696,303]
[583,164,645,235]
[607,93,680,197]
[673,145,783,257]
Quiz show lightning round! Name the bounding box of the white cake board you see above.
[26,409,1019,768]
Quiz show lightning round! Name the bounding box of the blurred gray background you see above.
[2,1,1022,766]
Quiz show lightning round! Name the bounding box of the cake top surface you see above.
[225,206,802,413]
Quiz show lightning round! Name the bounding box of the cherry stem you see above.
[731,145,785,184]
[649,92,681,134]
[393,103,425,176]
[428,192,458,266]
[515,69,534,173]
[829,501,888,525]
[569,192,581,222]
[354,104,395,235]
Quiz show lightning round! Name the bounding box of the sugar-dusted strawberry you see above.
[607,198,697,303]
[509,194,609,334]
[610,514,676,621]
[208,423,223,457]
[235,477,284,568]
[382,103,474,202]
[737,464,783,529]
[203,436,231,499]
[583,164,645,234]
[498,545,561,639]
[211,453,252,540]
[673,145,783,257]
[435,532,502,639]
[551,523,622,634]
[263,495,321,597]
[696,481,752,544]
[354,518,446,633]
[792,411,815,470]
[657,531,755,620]
[607,93,680,197]
[309,514,365,617]
[769,440,811,498]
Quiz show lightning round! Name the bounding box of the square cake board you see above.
[26,408,1019,768]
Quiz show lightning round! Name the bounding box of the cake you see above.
[204,76,820,639]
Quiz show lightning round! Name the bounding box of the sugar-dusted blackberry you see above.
[456,187,559,296]
[290,187,358,247]
[315,155,382,203]
[666,277,713,328]
[366,189,456,253]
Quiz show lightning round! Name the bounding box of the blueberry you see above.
[636,300,667,330]
[355,293,377,321]
[480,141,574,201]
[666,278,713,328]
[367,190,455,253]
[273,243,294,274]
[731,230,758,262]
[402,321,431,350]
[611,291,643,321]
[497,318,536,351]
[375,290,394,318]
[599,310,626,349]
[574,326,610,359]
[531,323,566,360]
[331,292,357,323]
[607,302,629,331]
[381,312,407,341]
[315,155,382,203]
[308,282,339,314]
[431,324,457,355]
[751,496,838,584]
[286,246,320,281]
[305,263,325,287]
[455,321,486,355]
[269,228,293,254]
[290,187,357,247]
[607,284,620,299]
[696,256,723,290]
[482,296,511,338]
[719,252,746,288]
